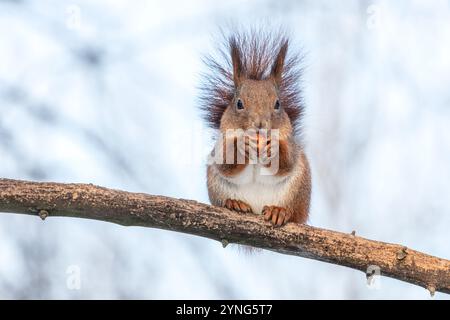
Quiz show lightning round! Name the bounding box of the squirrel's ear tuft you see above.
[230,36,243,87]
[271,40,288,86]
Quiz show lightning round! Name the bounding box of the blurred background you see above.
[0,0,449,299]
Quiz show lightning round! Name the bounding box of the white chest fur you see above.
[219,165,293,214]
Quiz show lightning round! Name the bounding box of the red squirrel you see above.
[200,30,311,226]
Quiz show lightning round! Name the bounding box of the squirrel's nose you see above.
[252,118,270,129]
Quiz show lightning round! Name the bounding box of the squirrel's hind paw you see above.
[262,206,293,227]
[224,199,253,213]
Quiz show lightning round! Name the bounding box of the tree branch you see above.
[0,178,448,295]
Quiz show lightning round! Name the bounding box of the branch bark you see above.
[0,178,449,295]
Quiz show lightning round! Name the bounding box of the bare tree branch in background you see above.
[0,178,449,295]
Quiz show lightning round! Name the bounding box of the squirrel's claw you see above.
[224,199,253,213]
[262,206,293,227]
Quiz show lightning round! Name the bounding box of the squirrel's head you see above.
[220,40,292,135]
[200,30,304,137]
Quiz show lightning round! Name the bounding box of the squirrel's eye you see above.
[274,100,280,110]
[236,99,244,110]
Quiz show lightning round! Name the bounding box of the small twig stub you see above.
[38,209,49,221]
[397,246,408,260]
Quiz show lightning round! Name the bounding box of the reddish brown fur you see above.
[212,136,247,176]
[267,138,295,176]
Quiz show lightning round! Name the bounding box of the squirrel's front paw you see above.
[237,138,258,163]
[262,206,293,227]
[224,199,253,213]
